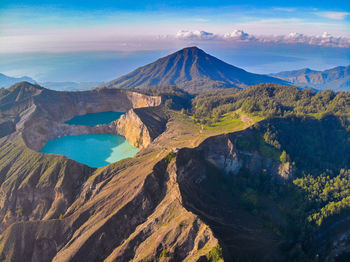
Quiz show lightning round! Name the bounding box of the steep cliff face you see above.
[198,132,293,181]
[116,107,168,148]
[116,109,151,148]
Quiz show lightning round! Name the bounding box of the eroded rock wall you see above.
[115,109,151,148]
[198,133,294,181]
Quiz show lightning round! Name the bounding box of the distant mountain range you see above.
[104,46,287,92]
[0,74,103,91]
[0,73,35,88]
[40,81,104,91]
[271,66,350,91]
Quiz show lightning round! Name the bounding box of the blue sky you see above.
[2,0,349,10]
[0,0,349,81]
[1,0,349,53]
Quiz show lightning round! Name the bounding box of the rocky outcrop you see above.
[203,137,242,175]
[115,107,168,149]
[199,133,294,181]
[127,91,161,108]
[116,109,150,148]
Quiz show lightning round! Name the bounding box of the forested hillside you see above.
[191,84,350,120]
[183,84,350,261]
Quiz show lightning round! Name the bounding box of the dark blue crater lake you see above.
[41,111,137,167]
[41,134,138,168]
[65,111,124,126]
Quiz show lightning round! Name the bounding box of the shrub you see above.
[206,245,223,262]
[160,248,169,258]
[16,205,23,217]
[280,150,289,164]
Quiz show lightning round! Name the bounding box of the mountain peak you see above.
[8,81,43,92]
[104,47,286,92]
[180,46,201,51]
[0,82,44,108]
[177,46,204,53]
[165,46,207,61]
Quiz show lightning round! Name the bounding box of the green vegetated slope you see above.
[181,84,350,261]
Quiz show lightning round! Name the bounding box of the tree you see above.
[280,150,289,164]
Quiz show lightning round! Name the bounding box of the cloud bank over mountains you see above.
[175,30,350,48]
[1,28,349,53]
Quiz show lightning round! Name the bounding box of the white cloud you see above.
[175,30,215,40]
[321,32,331,38]
[316,11,350,20]
[223,30,252,40]
[279,32,350,48]
[174,29,350,48]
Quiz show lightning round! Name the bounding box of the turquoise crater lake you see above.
[65,111,125,126]
[41,111,138,167]
[41,134,138,168]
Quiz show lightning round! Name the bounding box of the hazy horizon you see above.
[1,0,349,83]
[0,45,349,83]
